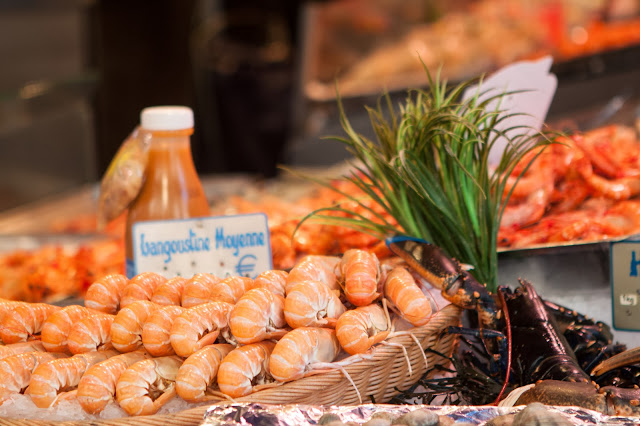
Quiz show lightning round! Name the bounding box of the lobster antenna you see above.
[493,288,512,405]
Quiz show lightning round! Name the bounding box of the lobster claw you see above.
[386,236,463,293]
[386,236,500,330]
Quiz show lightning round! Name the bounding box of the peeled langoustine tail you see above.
[111,300,160,352]
[176,344,234,402]
[170,301,233,357]
[142,305,186,356]
[181,273,222,308]
[0,303,61,344]
[383,265,433,327]
[0,340,47,360]
[269,327,341,382]
[84,273,129,314]
[120,272,167,308]
[150,276,188,306]
[335,303,390,355]
[217,341,276,398]
[285,255,341,294]
[386,236,500,330]
[0,352,67,398]
[67,312,116,354]
[210,276,255,304]
[230,287,288,345]
[77,350,150,415]
[115,356,183,416]
[338,249,381,307]
[0,301,25,324]
[28,350,119,408]
[41,305,97,353]
[284,280,346,328]
[253,270,288,298]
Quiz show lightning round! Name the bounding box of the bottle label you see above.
[130,213,272,279]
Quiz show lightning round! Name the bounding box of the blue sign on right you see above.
[610,241,640,331]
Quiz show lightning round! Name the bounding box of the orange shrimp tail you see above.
[151,277,187,306]
[84,273,128,314]
[384,266,433,327]
[217,341,276,398]
[181,273,221,307]
[120,272,167,308]
[340,249,381,307]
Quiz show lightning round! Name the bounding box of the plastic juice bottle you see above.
[125,106,210,278]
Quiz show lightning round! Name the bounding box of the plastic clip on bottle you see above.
[125,106,211,278]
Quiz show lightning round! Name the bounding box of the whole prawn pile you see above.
[499,124,640,248]
[0,180,393,304]
[0,248,443,418]
[0,213,125,304]
[0,239,124,304]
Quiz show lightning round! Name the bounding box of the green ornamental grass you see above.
[293,69,554,293]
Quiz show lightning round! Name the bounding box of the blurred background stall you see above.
[1,0,640,345]
[1,0,640,211]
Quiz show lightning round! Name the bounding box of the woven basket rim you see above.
[0,304,462,426]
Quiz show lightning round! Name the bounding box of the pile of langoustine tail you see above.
[498,124,640,249]
[0,249,442,419]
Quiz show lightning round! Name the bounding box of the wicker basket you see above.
[0,304,462,426]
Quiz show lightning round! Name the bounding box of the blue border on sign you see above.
[610,239,640,332]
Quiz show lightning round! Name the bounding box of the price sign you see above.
[462,56,558,167]
[129,213,272,279]
[610,240,640,331]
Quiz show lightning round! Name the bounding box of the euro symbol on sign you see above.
[236,254,257,277]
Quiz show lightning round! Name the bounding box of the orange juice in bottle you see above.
[125,106,210,278]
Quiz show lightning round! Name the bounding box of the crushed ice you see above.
[0,393,211,421]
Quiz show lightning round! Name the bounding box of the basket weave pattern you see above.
[0,304,462,426]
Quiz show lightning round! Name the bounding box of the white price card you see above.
[462,55,558,167]
[130,213,272,279]
[610,240,640,331]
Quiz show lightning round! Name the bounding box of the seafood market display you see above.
[1,238,638,421]
[499,124,640,248]
[388,238,640,417]
[0,248,451,419]
[305,0,640,100]
[1,59,640,425]
[2,123,640,304]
